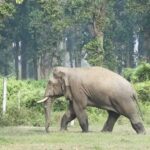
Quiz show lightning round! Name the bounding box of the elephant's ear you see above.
[53,67,71,99]
[61,73,72,99]
[61,73,69,87]
[53,67,69,87]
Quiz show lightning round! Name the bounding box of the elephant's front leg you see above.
[73,102,89,132]
[60,101,76,131]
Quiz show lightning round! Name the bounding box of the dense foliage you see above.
[0,0,149,79]
[131,64,150,103]
[0,0,149,127]
[123,62,150,103]
[0,63,150,126]
[134,81,150,103]
[123,62,150,82]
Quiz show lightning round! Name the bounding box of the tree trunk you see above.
[33,28,39,80]
[90,14,104,66]
[39,52,53,79]
[33,57,38,80]
[143,31,150,62]
[13,41,19,79]
[75,49,81,67]
[138,30,150,62]
[69,49,73,67]
[37,57,41,80]
[21,58,27,79]
[4,54,8,76]
[67,36,74,67]
[21,42,27,79]
[93,15,104,53]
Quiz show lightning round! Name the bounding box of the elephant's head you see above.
[37,67,70,132]
[37,76,64,132]
[45,77,64,98]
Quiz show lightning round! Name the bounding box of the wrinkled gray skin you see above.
[40,67,145,134]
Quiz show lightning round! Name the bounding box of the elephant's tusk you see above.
[37,97,49,103]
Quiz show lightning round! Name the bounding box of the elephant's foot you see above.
[45,130,49,133]
[45,124,50,133]
[80,123,89,133]
[131,122,146,134]
[82,128,89,133]
[82,130,88,133]
[101,128,112,133]
[101,123,114,132]
[60,127,68,132]
[79,121,88,133]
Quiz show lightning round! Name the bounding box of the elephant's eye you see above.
[53,74,59,79]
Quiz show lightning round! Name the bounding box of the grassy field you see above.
[0,122,150,150]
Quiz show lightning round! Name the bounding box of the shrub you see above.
[0,106,44,126]
[83,37,104,66]
[53,97,68,111]
[0,78,69,126]
[123,63,150,104]
[134,81,150,103]
[0,78,46,126]
[87,107,106,123]
[0,74,150,126]
[141,103,150,125]
[123,62,150,83]
[122,68,134,81]
[132,63,150,82]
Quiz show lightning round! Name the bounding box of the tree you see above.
[63,0,111,66]
[28,0,67,79]
[0,1,15,76]
[127,0,150,62]
[0,0,149,78]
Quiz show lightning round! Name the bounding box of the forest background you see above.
[0,0,150,127]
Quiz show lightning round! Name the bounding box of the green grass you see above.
[0,123,150,150]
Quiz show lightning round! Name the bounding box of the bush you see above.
[0,78,69,126]
[53,97,68,111]
[123,63,150,103]
[123,62,150,83]
[83,37,104,66]
[0,73,150,127]
[140,103,150,125]
[134,81,150,103]
[87,107,106,123]
[122,68,134,81]
[0,107,44,126]
[132,63,150,82]
[0,78,46,108]
[0,78,46,126]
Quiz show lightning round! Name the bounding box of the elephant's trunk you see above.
[44,97,53,133]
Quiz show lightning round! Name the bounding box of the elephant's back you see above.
[71,67,135,98]
[72,66,129,85]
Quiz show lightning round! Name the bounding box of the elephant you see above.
[37,66,146,134]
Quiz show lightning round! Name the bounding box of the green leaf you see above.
[16,0,24,4]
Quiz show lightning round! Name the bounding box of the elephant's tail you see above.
[133,93,144,121]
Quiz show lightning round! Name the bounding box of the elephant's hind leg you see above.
[131,122,146,134]
[128,114,146,134]
[101,111,120,132]
[60,102,76,131]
